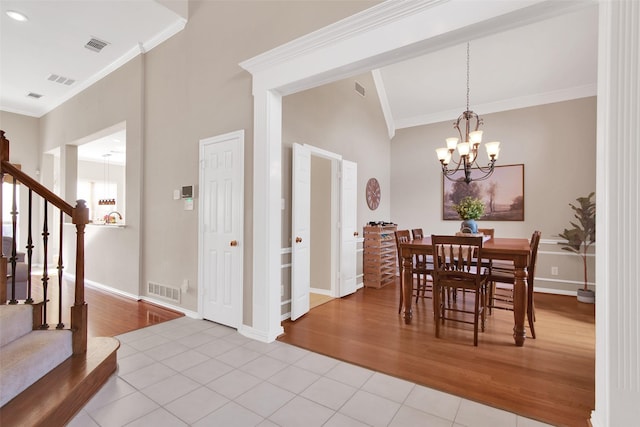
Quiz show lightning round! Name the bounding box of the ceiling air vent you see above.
[355,81,366,97]
[47,74,75,86]
[27,92,43,99]
[85,37,109,53]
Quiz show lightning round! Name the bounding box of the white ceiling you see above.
[0,0,598,145]
[76,129,126,165]
[0,0,186,118]
[378,3,598,134]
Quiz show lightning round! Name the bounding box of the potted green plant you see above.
[453,196,485,234]
[558,192,595,303]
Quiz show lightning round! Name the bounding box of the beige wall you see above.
[3,0,593,317]
[310,156,331,292]
[1,0,378,321]
[142,0,377,321]
[280,72,391,314]
[390,97,597,292]
[282,72,392,234]
[38,57,144,297]
[0,112,41,250]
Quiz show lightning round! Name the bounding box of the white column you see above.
[593,1,640,426]
[246,88,284,342]
[61,144,78,211]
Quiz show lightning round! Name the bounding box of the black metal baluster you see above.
[56,211,64,329]
[8,177,18,304]
[41,200,49,329]
[25,189,34,303]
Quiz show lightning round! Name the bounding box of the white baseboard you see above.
[80,276,140,301]
[533,287,577,297]
[309,287,332,296]
[64,273,201,319]
[140,296,200,319]
[239,324,284,343]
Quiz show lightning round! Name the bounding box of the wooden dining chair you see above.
[487,230,541,338]
[394,230,412,314]
[410,228,433,302]
[477,228,494,238]
[431,235,489,346]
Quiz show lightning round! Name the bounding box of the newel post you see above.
[0,130,9,304]
[71,199,89,354]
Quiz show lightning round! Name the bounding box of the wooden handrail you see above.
[0,162,73,217]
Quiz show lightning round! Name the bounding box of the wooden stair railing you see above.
[0,130,89,355]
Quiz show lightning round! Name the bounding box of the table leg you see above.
[403,254,413,323]
[512,261,527,346]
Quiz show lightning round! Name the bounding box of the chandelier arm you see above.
[466,168,496,182]
[435,42,500,185]
[470,161,496,173]
[441,159,464,177]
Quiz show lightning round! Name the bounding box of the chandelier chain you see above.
[466,42,470,112]
[435,41,500,184]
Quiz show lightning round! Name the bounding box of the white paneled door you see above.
[339,159,357,297]
[199,131,244,328]
[291,143,311,320]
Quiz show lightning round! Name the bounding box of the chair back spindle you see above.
[431,235,488,346]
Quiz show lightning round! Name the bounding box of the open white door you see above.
[291,143,311,320]
[339,160,358,297]
[199,131,244,328]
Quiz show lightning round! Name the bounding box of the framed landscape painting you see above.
[442,164,524,221]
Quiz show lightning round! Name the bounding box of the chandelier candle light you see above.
[436,43,500,184]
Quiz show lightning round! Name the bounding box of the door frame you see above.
[197,129,244,327]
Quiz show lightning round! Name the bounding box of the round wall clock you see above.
[366,178,381,210]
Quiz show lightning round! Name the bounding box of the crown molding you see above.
[239,0,447,74]
[395,83,597,129]
[38,17,187,118]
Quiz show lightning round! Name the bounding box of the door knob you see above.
[230,240,238,247]
[353,231,359,237]
[295,237,302,243]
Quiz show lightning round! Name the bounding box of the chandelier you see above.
[436,43,500,184]
[98,153,116,206]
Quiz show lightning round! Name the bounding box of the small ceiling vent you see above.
[47,74,75,86]
[355,81,366,97]
[27,92,43,99]
[85,37,109,53]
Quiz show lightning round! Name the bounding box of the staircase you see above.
[0,130,119,426]
[0,305,72,407]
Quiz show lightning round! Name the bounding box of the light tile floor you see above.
[68,317,553,427]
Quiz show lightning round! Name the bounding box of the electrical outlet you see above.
[551,266,559,276]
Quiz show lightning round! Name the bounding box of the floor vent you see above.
[147,281,180,303]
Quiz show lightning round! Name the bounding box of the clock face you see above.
[366,178,381,210]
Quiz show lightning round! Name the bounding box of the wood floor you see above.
[278,281,595,427]
[30,277,184,337]
[82,286,184,337]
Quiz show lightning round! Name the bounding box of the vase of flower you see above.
[453,196,485,234]
[461,219,478,234]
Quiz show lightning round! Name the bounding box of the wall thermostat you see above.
[181,185,193,199]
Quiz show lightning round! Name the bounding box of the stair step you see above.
[0,329,72,407]
[0,305,33,347]
[0,337,119,427]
